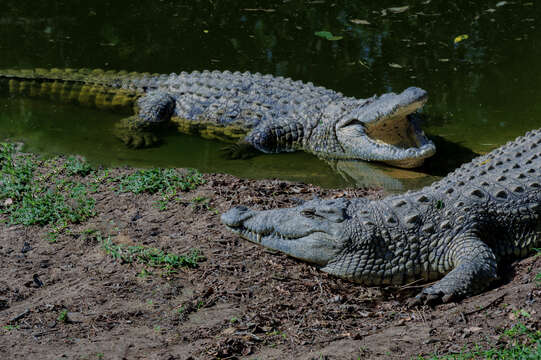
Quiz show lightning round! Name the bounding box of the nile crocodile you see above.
[222,128,541,303]
[0,68,435,168]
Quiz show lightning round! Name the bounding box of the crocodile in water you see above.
[0,68,435,168]
[222,128,541,302]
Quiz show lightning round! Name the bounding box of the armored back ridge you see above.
[222,128,541,303]
[0,68,435,168]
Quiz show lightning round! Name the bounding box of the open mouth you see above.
[337,87,435,168]
[363,98,435,167]
[365,101,427,148]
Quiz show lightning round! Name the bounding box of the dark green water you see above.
[0,1,539,191]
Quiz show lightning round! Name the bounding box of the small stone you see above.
[66,312,85,323]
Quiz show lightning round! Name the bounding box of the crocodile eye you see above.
[301,208,319,219]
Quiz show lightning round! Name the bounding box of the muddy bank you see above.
[0,149,539,359]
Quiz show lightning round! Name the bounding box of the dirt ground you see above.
[0,154,540,359]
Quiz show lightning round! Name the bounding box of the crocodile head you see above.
[221,198,353,266]
[332,87,435,168]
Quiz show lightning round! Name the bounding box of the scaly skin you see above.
[222,128,541,303]
[0,68,435,168]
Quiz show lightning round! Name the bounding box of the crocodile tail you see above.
[0,68,142,113]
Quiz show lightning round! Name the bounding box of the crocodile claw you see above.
[114,127,159,148]
[126,131,159,148]
[221,141,259,159]
[113,116,160,148]
[408,288,456,307]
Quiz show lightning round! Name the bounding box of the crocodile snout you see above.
[221,205,254,227]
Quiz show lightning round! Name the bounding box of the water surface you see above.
[1,1,539,191]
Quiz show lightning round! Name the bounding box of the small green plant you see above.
[64,156,93,176]
[0,142,15,166]
[190,196,218,213]
[115,168,205,211]
[46,231,58,243]
[512,309,531,319]
[57,309,69,323]
[3,324,20,331]
[92,169,110,183]
[0,144,96,239]
[535,249,541,284]
[7,182,96,226]
[0,145,35,202]
[116,168,205,194]
[101,236,204,274]
[266,330,287,339]
[137,268,152,278]
[155,198,170,211]
[418,322,541,359]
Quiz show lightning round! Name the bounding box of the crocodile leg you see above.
[245,118,305,154]
[412,231,498,305]
[222,117,305,159]
[114,90,175,148]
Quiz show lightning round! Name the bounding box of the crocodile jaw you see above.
[221,199,350,266]
[336,87,435,168]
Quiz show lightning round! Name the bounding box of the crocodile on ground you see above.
[222,128,541,303]
[0,68,435,168]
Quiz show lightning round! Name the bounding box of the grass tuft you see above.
[0,143,96,239]
[418,322,541,359]
[115,168,206,211]
[116,168,205,194]
[101,235,203,274]
[64,156,93,176]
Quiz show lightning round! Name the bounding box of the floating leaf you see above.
[388,5,410,14]
[314,31,343,41]
[350,19,370,25]
[388,63,403,69]
[242,8,276,13]
[454,34,469,44]
[315,31,332,38]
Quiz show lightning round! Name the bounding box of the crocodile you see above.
[0,68,435,168]
[222,128,541,303]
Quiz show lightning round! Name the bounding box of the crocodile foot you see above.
[407,286,456,307]
[221,141,259,159]
[114,116,160,148]
[117,130,159,148]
